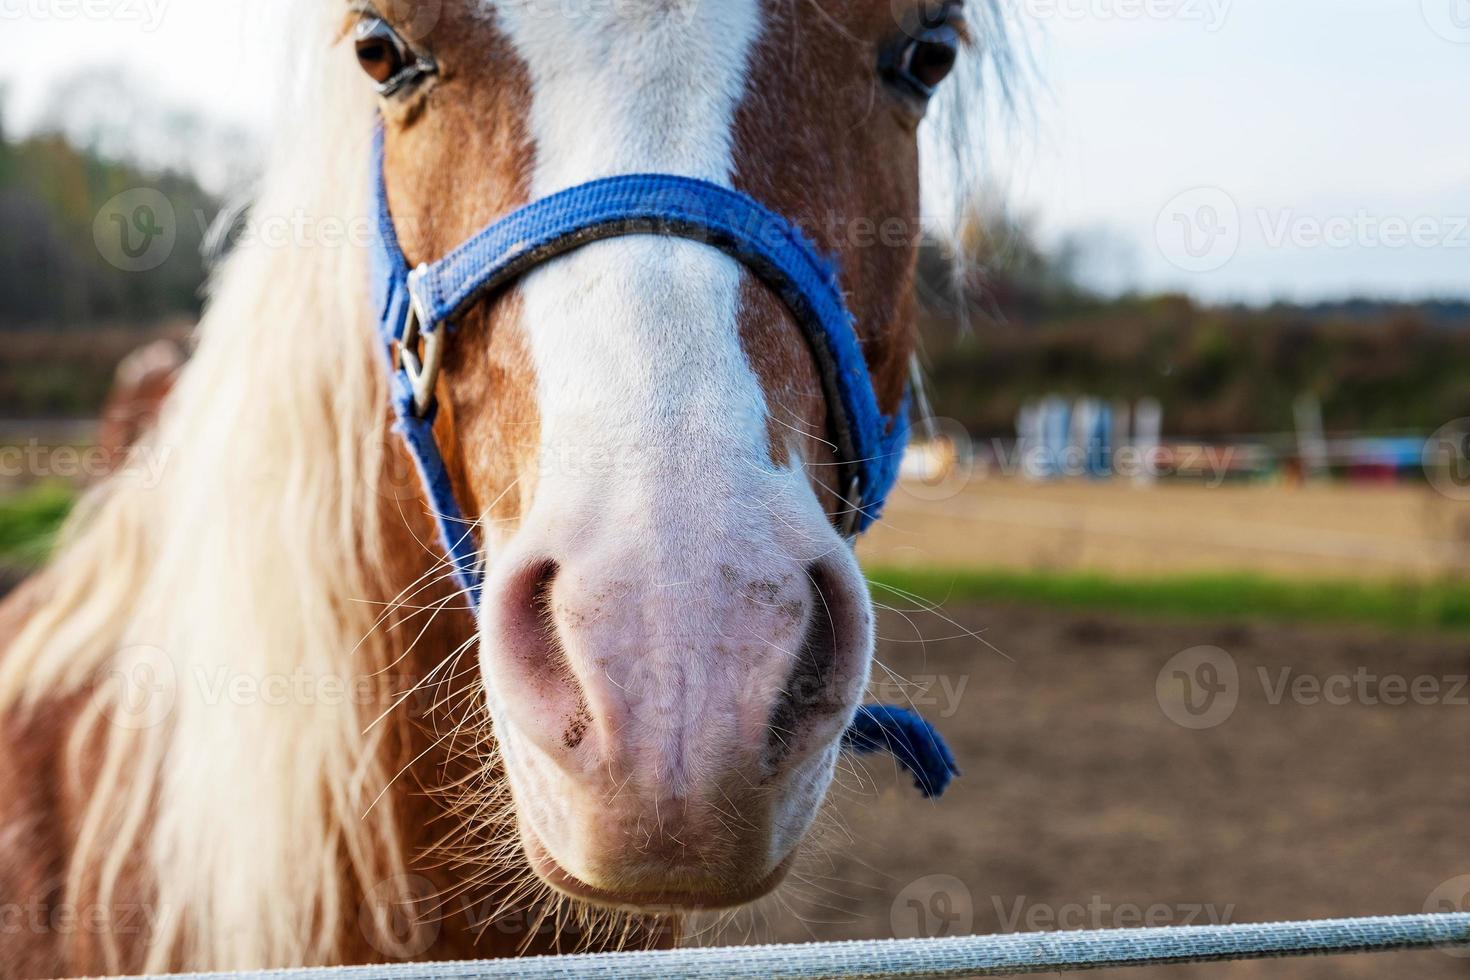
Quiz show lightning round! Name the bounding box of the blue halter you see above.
[369,129,956,797]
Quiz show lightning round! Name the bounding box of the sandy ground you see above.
[710,601,1470,977]
[859,479,1470,582]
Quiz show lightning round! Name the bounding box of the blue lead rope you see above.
[844,704,961,798]
[369,127,955,797]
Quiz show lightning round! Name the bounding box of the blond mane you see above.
[0,4,423,970]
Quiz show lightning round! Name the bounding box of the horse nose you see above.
[478,543,872,791]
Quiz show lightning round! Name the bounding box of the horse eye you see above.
[883,26,960,101]
[354,17,433,95]
[355,19,405,84]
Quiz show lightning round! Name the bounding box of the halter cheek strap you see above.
[369,128,956,797]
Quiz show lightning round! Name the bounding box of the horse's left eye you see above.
[883,26,960,101]
[354,17,435,96]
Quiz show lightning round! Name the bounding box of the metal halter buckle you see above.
[397,265,442,417]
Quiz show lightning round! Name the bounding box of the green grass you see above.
[5,484,1469,633]
[866,565,1470,634]
[0,483,74,571]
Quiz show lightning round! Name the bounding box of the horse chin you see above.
[517,820,798,914]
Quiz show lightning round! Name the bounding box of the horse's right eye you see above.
[354,17,435,96]
[882,24,960,103]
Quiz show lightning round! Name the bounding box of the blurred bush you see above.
[916,200,1470,438]
[0,93,220,332]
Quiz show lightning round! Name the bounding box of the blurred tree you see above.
[0,72,223,331]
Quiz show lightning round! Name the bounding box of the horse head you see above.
[363,0,964,913]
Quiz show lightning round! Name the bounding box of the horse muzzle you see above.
[475,491,873,910]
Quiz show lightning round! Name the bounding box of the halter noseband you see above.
[368,128,955,797]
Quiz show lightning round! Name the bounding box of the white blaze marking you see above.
[488,0,790,550]
[480,2,865,882]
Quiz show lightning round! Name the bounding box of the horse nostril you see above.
[489,558,582,712]
[529,559,558,637]
[801,561,841,686]
[765,561,863,768]
[527,559,580,685]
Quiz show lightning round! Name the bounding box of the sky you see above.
[3,0,1467,303]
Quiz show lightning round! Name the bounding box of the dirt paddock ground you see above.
[4,477,1467,975]
[860,478,1470,582]
[713,601,1470,977]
